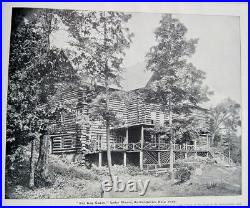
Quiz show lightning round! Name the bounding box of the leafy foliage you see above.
[175,162,194,184]
[209,98,241,140]
[5,146,27,184]
[6,8,84,189]
[146,14,198,72]
[145,14,212,140]
[59,10,134,86]
[7,8,81,154]
[57,10,134,182]
[209,98,241,163]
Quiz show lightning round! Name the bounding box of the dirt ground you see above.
[103,165,241,198]
[6,154,241,199]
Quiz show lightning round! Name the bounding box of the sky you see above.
[120,12,241,108]
[52,11,241,108]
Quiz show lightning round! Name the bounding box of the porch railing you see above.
[90,141,210,152]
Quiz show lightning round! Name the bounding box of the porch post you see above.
[124,127,128,167]
[140,151,143,170]
[140,125,144,170]
[158,152,161,166]
[123,152,127,167]
[98,152,102,167]
[170,141,174,174]
[125,127,129,144]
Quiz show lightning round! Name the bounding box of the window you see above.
[117,136,123,143]
[159,113,165,125]
[97,134,102,142]
[151,112,156,124]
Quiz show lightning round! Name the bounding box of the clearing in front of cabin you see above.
[6,146,241,199]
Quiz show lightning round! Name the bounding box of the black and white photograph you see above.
[2,2,248,206]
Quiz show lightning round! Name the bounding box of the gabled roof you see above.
[145,71,161,88]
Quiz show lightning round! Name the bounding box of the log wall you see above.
[50,86,210,154]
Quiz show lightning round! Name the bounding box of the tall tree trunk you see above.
[105,75,113,184]
[37,135,49,178]
[36,10,53,180]
[29,139,36,189]
[169,93,174,181]
[103,11,113,184]
[37,134,43,165]
[106,121,114,184]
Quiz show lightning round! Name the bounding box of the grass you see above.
[102,164,241,198]
[6,154,102,199]
[6,153,241,199]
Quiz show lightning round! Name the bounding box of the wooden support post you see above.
[124,127,129,150]
[185,152,188,159]
[140,125,144,170]
[125,128,129,144]
[170,142,174,173]
[141,125,144,148]
[158,152,161,167]
[123,152,127,167]
[98,152,102,167]
[194,140,197,150]
[140,151,143,170]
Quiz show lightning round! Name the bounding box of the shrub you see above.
[48,161,99,182]
[175,162,194,184]
[34,171,53,188]
[112,165,128,175]
[6,146,30,186]
[153,170,171,179]
[84,160,92,169]
[127,165,142,176]
[206,182,217,189]
[91,165,109,176]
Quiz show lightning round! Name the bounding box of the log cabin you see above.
[48,85,215,170]
[47,53,232,170]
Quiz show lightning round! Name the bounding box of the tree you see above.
[58,10,100,80]
[209,98,241,148]
[7,9,48,188]
[89,11,133,184]
[7,9,43,155]
[61,10,133,183]
[29,8,60,179]
[7,8,79,188]
[145,14,211,180]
